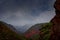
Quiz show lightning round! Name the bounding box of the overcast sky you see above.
[0,0,56,26]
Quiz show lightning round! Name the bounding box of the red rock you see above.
[50,0,60,40]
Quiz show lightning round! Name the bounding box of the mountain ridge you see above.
[0,21,26,40]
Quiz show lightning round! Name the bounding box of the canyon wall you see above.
[50,0,60,40]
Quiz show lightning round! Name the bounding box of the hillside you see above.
[25,23,48,33]
[0,21,52,40]
[0,21,26,40]
[24,22,52,40]
[39,22,52,40]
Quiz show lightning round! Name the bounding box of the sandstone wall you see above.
[50,0,60,40]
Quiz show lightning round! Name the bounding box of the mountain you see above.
[24,23,49,38]
[0,21,22,34]
[16,24,33,33]
[0,21,53,40]
[24,22,52,40]
[7,24,17,32]
[39,22,52,40]
[50,0,60,40]
[8,25,23,34]
[0,21,27,40]
[25,23,47,32]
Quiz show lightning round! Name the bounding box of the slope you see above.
[0,21,26,40]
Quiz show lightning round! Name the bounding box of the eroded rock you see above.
[50,0,60,40]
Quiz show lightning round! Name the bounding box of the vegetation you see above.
[0,21,27,40]
[24,22,52,40]
[39,22,52,40]
[0,21,52,40]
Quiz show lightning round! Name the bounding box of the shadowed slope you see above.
[50,0,60,40]
[0,21,26,40]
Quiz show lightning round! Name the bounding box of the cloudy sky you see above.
[0,0,56,26]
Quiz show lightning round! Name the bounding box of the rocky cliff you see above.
[50,0,60,40]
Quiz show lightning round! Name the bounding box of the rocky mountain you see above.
[0,21,52,40]
[50,0,60,40]
[24,23,49,38]
[24,23,45,33]
[23,22,52,40]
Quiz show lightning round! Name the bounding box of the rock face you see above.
[50,0,60,40]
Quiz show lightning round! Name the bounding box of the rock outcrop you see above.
[50,0,60,40]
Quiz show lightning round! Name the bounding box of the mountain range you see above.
[0,21,51,40]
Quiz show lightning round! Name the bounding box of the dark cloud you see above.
[0,0,55,12]
[0,0,56,26]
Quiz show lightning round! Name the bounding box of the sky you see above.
[0,0,56,27]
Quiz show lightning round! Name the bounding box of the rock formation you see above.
[50,0,60,40]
